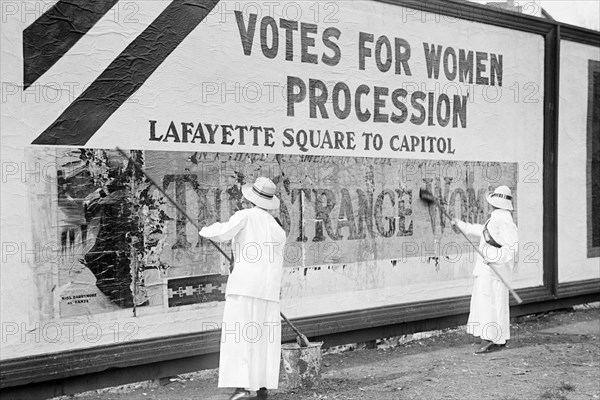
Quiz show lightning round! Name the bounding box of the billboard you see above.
[1,1,545,359]
[558,40,600,282]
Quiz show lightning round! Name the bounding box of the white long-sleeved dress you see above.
[199,207,287,390]
[456,209,518,344]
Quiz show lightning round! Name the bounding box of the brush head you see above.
[296,333,311,348]
[419,188,436,204]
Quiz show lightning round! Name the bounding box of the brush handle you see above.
[115,147,233,264]
[454,225,523,304]
[280,312,311,347]
[434,198,523,304]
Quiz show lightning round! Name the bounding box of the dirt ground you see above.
[64,305,599,400]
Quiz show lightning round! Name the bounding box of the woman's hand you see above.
[451,218,463,234]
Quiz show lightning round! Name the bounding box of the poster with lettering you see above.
[1,0,545,353]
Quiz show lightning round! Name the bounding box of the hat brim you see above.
[242,184,280,210]
[486,193,513,211]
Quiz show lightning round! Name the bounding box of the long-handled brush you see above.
[419,188,523,304]
[280,312,311,347]
[115,147,312,346]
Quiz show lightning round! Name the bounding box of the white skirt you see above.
[466,276,510,344]
[218,295,281,390]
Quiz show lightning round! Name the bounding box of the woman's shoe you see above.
[229,388,253,400]
[255,387,268,399]
[475,340,494,354]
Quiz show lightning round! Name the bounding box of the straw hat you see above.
[486,185,514,211]
[242,177,280,210]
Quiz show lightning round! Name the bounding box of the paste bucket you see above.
[280,342,324,389]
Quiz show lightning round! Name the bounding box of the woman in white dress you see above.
[452,185,519,354]
[199,177,287,400]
